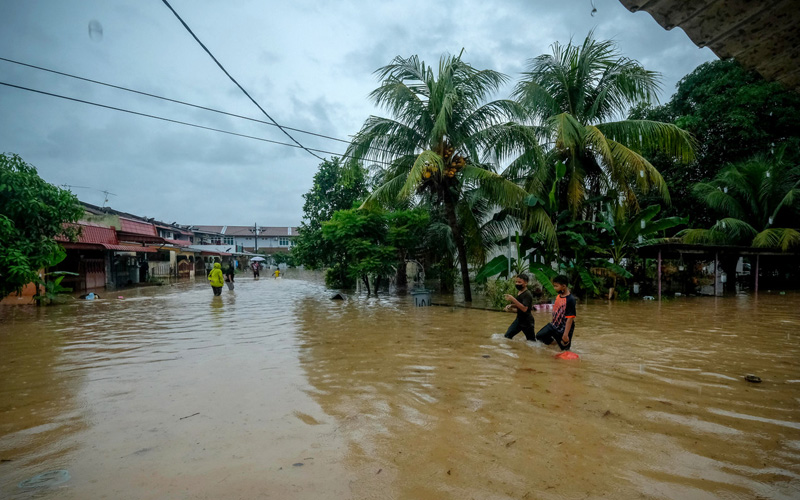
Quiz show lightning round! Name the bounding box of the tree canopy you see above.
[345,52,538,301]
[0,153,84,298]
[513,33,695,214]
[292,157,368,276]
[630,59,800,225]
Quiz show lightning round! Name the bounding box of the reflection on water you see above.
[1,275,799,499]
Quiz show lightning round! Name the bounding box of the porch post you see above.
[755,254,760,293]
[657,249,662,301]
[714,252,719,296]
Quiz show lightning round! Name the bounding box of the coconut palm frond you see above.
[679,228,729,245]
[549,112,585,152]
[752,228,800,251]
[469,122,544,167]
[460,165,528,208]
[361,173,408,209]
[584,125,614,170]
[606,139,670,204]
[346,116,424,165]
[398,151,443,198]
[770,185,800,223]
[595,120,695,163]
[692,182,746,220]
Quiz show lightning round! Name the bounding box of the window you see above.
[223,237,234,245]
[279,237,290,246]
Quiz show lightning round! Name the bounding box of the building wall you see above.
[232,235,294,250]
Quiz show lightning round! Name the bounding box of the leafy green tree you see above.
[321,208,396,294]
[272,252,295,268]
[293,157,368,284]
[681,155,800,250]
[630,59,800,225]
[385,209,429,288]
[0,153,84,298]
[513,33,694,214]
[345,53,540,302]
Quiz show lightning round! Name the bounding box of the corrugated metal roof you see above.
[60,242,157,253]
[163,238,193,247]
[223,225,299,236]
[193,225,224,234]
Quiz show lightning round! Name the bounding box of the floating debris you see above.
[18,470,70,489]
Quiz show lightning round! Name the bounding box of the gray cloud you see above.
[0,0,716,226]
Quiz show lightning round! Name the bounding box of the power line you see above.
[0,80,394,165]
[0,56,352,146]
[159,0,324,161]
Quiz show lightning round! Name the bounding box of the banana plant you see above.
[33,271,78,305]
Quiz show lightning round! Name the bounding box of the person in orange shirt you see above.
[535,275,577,350]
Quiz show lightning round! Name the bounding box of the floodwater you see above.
[1,275,799,499]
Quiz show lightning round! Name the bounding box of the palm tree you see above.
[345,53,550,302]
[681,155,800,250]
[512,33,695,214]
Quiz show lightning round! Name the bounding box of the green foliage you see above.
[513,32,695,214]
[594,203,686,265]
[293,157,368,270]
[631,60,800,225]
[345,52,539,301]
[0,153,84,298]
[272,252,296,267]
[485,279,517,310]
[680,155,800,250]
[324,263,355,289]
[33,270,77,305]
[321,207,428,294]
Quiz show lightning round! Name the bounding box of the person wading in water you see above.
[503,274,535,341]
[208,262,224,296]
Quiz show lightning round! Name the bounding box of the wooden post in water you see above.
[714,252,719,296]
[755,254,760,293]
[657,249,662,301]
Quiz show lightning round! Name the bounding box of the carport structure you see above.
[638,241,800,300]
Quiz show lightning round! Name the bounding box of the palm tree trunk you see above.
[444,194,472,302]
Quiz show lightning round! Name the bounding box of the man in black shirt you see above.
[503,274,536,341]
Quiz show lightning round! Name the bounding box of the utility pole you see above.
[254,222,258,253]
[250,223,265,253]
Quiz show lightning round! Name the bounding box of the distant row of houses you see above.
[25,201,298,297]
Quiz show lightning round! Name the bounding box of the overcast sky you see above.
[0,0,716,226]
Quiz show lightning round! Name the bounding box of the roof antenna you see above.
[61,184,117,206]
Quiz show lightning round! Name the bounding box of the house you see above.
[192,225,298,255]
[54,221,156,291]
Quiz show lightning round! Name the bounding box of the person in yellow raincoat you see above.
[208,262,224,296]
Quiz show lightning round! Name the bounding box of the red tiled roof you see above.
[57,223,157,252]
[119,218,158,236]
[57,224,117,245]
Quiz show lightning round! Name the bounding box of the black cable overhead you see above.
[0,56,351,146]
[159,0,324,160]
[0,80,394,165]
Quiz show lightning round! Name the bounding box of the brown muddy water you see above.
[1,275,799,499]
